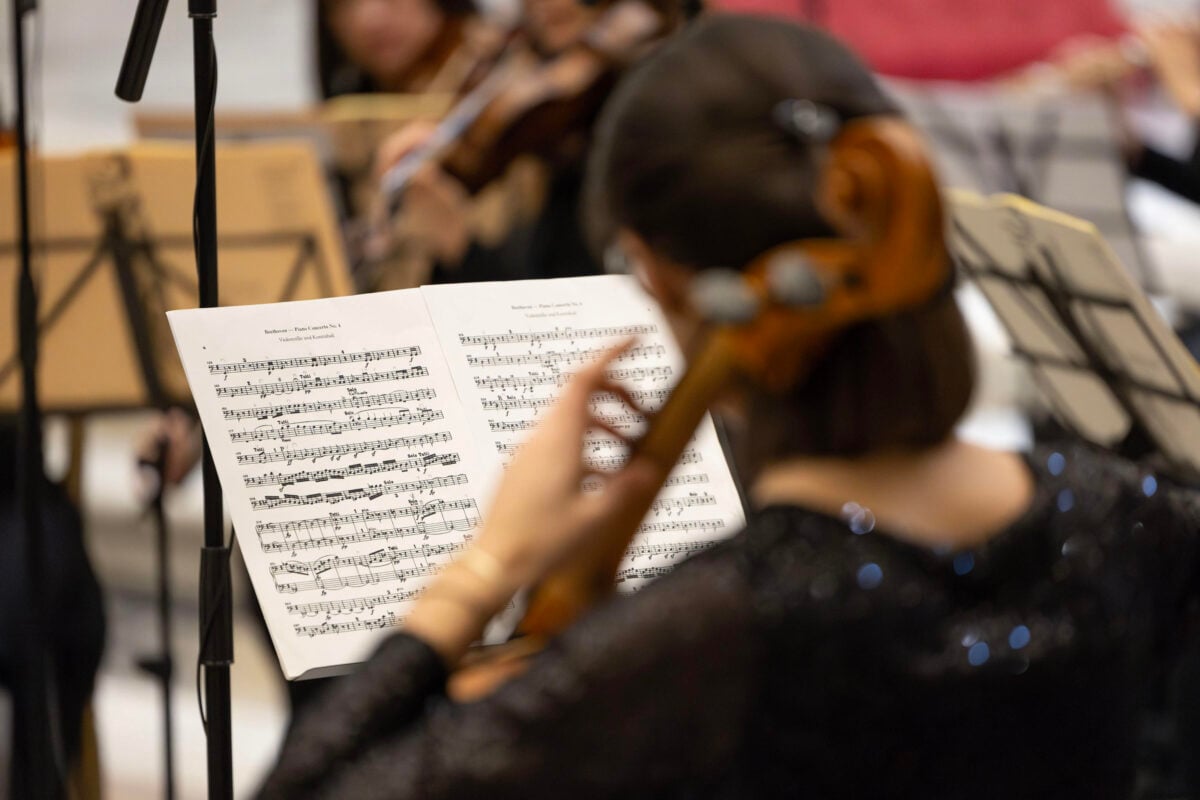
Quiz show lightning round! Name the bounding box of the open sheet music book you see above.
[168,275,746,680]
[947,190,1200,480]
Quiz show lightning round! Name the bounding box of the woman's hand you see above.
[135,407,202,500]
[1139,18,1200,119]
[404,340,665,665]
[474,339,665,588]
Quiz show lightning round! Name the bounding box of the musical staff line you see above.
[580,449,703,472]
[243,452,461,489]
[465,343,664,369]
[471,365,673,393]
[208,346,421,375]
[649,492,717,514]
[222,387,438,421]
[623,539,715,561]
[488,411,644,433]
[238,430,453,465]
[495,434,627,458]
[295,613,400,638]
[271,541,469,593]
[636,517,724,535]
[256,498,479,541]
[261,515,478,553]
[251,473,470,510]
[230,408,445,442]
[458,325,656,347]
[216,366,430,398]
[581,472,709,493]
[480,388,669,413]
[286,588,422,617]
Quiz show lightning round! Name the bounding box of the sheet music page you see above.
[950,190,1200,477]
[421,275,746,592]
[167,290,489,679]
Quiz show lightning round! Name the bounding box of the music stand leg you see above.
[136,446,176,800]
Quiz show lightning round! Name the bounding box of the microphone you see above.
[115,0,171,102]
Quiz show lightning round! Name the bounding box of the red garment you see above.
[710,0,1129,81]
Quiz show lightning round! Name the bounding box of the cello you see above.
[447,104,954,699]
[355,0,686,286]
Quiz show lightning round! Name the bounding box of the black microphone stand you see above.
[9,0,65,797]
[116,2,235,799]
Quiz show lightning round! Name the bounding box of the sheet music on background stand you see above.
[0,143,354,410]
[948,190,1200,482]
[0,141,353,798]
[892,82,1163,294]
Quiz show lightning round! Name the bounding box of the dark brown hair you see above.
[585,15,975,464]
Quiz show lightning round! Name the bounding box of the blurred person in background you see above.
[368,0,611,287]
[316,0,492,98]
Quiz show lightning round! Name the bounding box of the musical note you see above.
[458,324,656,347]
[208,346,421,375]
[294,613,401,638]
[286,588,423,617]
[465,343,665,369]
[222,387,438,421]
[230,408,444,442]
[426,278,748,606]
[243,452,461,489]
[170,278,745,678]
[251,473,471,510]
[479,387,669,412]
[649,492,717,514]
[255,498,480,543]
[216,366,431,398]
[237,431,454,465]
[270,541,470,594]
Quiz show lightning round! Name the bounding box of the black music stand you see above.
[949,190,1200,481]
[894,84,1162,294]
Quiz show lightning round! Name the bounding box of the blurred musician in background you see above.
[0,417,105,797]
[316,0,493,98]
[257,17,1200,799]
[367,0,609,288]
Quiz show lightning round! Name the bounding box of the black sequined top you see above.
[257,442,1200,799]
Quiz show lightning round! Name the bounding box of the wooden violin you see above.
[448,111,953,700]
[378,0,681,204]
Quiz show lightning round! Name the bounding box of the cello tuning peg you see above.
[689,268,760,324]
[766,252,826,307]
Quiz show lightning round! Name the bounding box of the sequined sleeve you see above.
[256,543,766,800]
[1034,440,1200,648]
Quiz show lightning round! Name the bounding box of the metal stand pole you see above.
[9,0,65,797]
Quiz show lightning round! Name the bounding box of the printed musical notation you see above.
[270,540,470,594]
[252,474,471,510]
[295,613,400,638]
[174,298,493,670]
[216,366,430,399]
[238,431,453,465]
[223,387,438,421]
[169,278,745,678]
[243,452,461,489]
[256,498,480,548]
[458,324,655,347]
[208,346,422,376]
[422,281,747,596]
[286,588,422,618]
[480,387,670,413]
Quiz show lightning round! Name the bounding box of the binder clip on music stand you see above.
[116,2,236,799]
[949,191,1200,484]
